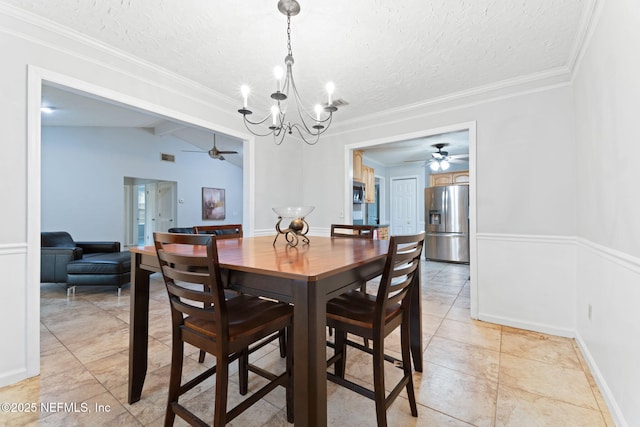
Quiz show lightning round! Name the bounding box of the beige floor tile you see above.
[414,362,497,427]
[496,384,606,427]
[499,353,598,410]
[501,328,582,370]
[436,318,502,351]
[9,260,614,427]
[424,336,500,382]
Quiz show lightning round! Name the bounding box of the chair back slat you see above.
[154,232,229,336]
[375,232,425,325]
[330,224,375,239]
[193,224,243,239]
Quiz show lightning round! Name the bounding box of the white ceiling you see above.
[20,0,593,167]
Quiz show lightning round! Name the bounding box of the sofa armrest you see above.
[75,241,121,254]
[41,247,82,283]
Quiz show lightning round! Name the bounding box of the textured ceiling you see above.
[6,0,589,121]
[11,0,592,167]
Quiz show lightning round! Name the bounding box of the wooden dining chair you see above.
[154,232,293,426]
[326,232,425,427]
[193,223,287,362]
[193,224,243,238]
[330,224,375,239]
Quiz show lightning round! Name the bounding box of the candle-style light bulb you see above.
[274,66,284,92]
[240,85,250,108]
[271,105,279,126]
[325,82,335,105]
[314,104,323,121]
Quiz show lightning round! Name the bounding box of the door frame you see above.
[26,65,255,378]
[343,121,478,319]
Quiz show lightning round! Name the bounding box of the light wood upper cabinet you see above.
[429,170,469,187]
[364,165,375,203]
[353,150,364,182]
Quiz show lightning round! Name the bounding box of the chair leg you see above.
[373,338,388,427]
[164,335,184,427]
[334,329,347,378]
[286,324,294,423]
[213,353,229,427]
[198,350,206,363]
[401,321,418,417]
[239,348,249,395]
[279,328,287,359]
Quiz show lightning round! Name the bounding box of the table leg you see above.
[128,253,151,404]
[410,262,423,372]
[292,279,327,426]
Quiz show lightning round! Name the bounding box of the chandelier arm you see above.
[289,71,327,125]
[290,123,321,145]
[273,128,288,145]
[243,112,274,127]
[243,120,276,137]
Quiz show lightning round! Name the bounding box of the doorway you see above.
[343,121,477,319]
[124,178,177,247]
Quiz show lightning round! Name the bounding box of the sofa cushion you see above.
[67,251,131,275]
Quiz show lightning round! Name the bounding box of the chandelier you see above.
[237,0,338,145]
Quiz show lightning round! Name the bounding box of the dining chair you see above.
[330,224,375,239]
[326,232,425,427]
[153,232,293,426]
[193,224,243,238]
[329,224,376,345]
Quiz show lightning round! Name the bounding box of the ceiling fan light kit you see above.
[237,0,338,145]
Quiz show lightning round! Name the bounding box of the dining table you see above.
[127,235,423,426]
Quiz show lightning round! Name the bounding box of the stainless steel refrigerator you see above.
[425,185,469,263]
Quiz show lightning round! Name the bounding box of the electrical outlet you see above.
[588,304,592,320]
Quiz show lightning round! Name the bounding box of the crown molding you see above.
[0,3,239,115]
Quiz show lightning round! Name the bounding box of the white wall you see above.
[0,6,296,386]
[41,126,244,241]
[572,0,640,425]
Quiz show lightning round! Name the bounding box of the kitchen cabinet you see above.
[353,150,364,182]
[429,170,469,187]
[376,226,389,240]
[364,165,375,203]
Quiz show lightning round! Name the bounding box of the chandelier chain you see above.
[286,15,292,57]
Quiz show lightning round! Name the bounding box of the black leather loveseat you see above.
[41,231,131,295]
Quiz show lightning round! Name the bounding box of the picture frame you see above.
[202,187,226,220]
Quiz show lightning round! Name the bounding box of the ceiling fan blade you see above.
[217,150,238,154]
[218,155,225,161]
[449,154,469,159]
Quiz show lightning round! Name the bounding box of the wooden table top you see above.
[131,235,390,281]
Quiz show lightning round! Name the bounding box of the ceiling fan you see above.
[406,143,468,171]
[182,134,238,161]
[427,143,468,171]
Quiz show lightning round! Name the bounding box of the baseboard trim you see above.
[0,368,28,388]
[575,332,628,427]
[478,312,575,338]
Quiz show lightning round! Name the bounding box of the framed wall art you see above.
[202,187,226,220]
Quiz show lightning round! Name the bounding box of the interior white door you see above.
[157,181,177,232]
[390,177,418,235]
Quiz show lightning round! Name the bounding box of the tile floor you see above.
[0,261,615,426]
